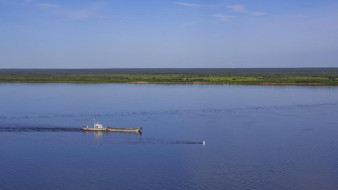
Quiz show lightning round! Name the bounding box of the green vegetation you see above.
[0,68,337,85]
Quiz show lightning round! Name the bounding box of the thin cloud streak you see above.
[210,14,235,21]
[36,3,60,8]
[175,2,201,7]
[65,10,95,19]
[226,5,246,13]
[226,4,266,16]
[175,2,266,17]
[57,3,103,20]
[250,12,266,16]
[175,1,219,8]
[1,0,102,20]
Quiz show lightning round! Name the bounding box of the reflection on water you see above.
[84,131,143,145]
[92,131,103,145]
[93,131,103,138]
[0,84,338,190]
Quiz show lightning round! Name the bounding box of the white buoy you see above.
[202,141,206,146]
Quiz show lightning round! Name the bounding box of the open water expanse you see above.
[0,83,338,190]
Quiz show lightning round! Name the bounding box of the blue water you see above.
[0,83,338,189]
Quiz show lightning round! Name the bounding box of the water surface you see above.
[0,83,338,189]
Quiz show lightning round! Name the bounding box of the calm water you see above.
[1,83,338,190]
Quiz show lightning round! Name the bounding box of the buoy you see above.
[202,141,206,146]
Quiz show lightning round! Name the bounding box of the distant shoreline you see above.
[0,81,337,86]
[0,68,337,86]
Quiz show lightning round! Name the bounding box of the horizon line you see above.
[1,67,338,70]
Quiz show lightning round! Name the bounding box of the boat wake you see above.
[0,127,205,145]
[127,139,205,145]
[0,126,142,135]
[0,127,81,132]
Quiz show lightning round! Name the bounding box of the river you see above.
[0,83,338,189]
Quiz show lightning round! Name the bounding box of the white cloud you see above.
[210,14,235,21]
[36,3,60,8]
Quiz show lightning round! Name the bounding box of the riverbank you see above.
[0,68,337,85]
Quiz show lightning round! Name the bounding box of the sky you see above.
[0,0,338,68]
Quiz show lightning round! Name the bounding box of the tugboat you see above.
[82,120,142,133]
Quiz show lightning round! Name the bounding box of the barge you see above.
[82,121,142,133]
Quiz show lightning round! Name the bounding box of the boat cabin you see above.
[94,122,103,129]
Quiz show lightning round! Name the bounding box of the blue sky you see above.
[1,0,338,68]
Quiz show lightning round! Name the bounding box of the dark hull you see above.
[82,127,142,133]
